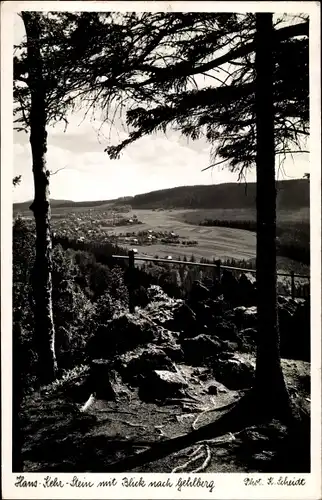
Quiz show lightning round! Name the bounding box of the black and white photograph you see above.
[1,1,321,498]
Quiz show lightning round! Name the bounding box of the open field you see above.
[104,209,257,261]
[174,207,310,225]
[17,206,310,275]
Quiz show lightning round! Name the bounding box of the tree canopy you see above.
[95,13,309,178]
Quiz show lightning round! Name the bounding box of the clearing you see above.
[103,209,257,261]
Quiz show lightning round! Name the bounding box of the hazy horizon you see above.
[13,177,309,206]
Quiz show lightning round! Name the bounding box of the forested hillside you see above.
[13,179,309,213]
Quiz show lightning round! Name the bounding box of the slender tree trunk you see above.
[254,13,290,417]
[22,12,57,383]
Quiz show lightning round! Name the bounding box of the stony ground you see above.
[18,283,311,474]
[20,356,310,473]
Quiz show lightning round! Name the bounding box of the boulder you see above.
[232,306,257,329]
[118,346,176,385]
[181,334,223,365]
[221,340,239,353]
[213,357,255,390]
[87,312,159,359]
[192,366,211,381]
[171,303,197,334]
[214,320,238,341]
[140,369,188,400]
[145,295,197,335]
[162,344,184,362]
[189,298,228,333]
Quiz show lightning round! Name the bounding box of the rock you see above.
[153,370,187,387]
[162,344,184,362]
[221,340,239,352]
[156,328,179,345]
[171,303,197,334]
[119,347,176,385]
[140,369,188,400]
[213,357,255,390]
[87,312,159,359]
[214,321,238,341]
[181,334,223,365]
[233,306,257,329]
[191,298,227,332]
[192,367,210,379]
[145,295,197,335]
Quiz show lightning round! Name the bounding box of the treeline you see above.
[200,219,257,231]
[115,179,309,211]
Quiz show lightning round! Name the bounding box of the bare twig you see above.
[49,166,67,176]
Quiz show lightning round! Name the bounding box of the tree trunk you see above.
[22,12,57,383]
[254,13,290,417]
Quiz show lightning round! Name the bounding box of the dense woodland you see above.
[13,178,309,213]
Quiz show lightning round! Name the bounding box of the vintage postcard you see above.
[1,1,321,499]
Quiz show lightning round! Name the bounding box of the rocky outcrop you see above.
[181,334,223,365]
[231,306,258,329]
[87,312,161,359]
[213,320,238,341]
[85,282,310,406]
[145,285,197,335]
[118,346,176,385]
[139,368,188,401]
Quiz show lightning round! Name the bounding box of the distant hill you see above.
[13,179,309,213]
[13,198,116,213]
[115,179,309,211]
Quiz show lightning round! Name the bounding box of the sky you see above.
[13,12,310,203]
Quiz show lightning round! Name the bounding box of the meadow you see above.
[18,205,310,275]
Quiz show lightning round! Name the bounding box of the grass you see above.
[16,206,310,270]
[175,207,309,225]
[39,365,90,396]
[174,208,310,266]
